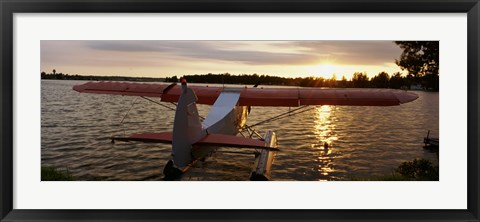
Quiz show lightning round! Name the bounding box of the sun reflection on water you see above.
[313,105,339,179]
[314,106,338,145]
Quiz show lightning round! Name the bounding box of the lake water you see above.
[41,80,439,181]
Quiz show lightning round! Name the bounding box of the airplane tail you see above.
[169,79,205,170]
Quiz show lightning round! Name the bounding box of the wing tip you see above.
[396,91,419,104]
[72,83,87,92]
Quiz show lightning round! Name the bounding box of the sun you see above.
[316,64,337,78]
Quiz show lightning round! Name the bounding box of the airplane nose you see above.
[394,90,419,104]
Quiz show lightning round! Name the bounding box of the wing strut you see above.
[141,96,177,112]
[140,96,206,120]
[247,106,315,128]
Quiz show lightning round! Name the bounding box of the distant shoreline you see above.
[41,72,438,91]
[41,73,165,82]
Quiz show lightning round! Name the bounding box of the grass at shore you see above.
[348,158,439,181]
[350,173,411,181]
[41,166,74,181]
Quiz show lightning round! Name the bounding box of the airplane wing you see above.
[73,81,221,104]
[73,81,418,106]
[112,132,278,151]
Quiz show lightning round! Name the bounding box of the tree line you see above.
[165,71,431,90]
[41,71,165,82]
[41,70,432,90]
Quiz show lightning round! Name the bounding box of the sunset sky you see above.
[41,40,406,80]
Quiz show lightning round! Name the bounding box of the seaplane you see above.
[73,79,418,180]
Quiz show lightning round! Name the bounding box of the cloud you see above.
[41,40,404,74]
[84,40,321,65]
[292,41,402,65]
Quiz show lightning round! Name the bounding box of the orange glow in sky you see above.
[41,40,406,79]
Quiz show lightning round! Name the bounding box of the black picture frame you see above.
[1,0,479,221]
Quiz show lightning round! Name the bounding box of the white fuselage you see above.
[203,89,248,135]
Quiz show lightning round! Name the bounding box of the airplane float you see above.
[73,79,418,180]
